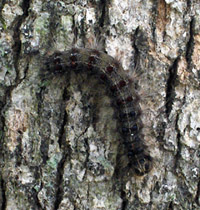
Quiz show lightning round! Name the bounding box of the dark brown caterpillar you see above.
[43,48,152,176]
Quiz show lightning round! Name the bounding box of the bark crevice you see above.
[185,18,195,70]
[32,188,44,210]
[195,180,200,205]
[174,114,182,171]
[120,189,128,210]
[0,177,6,210]
[165,58,179,117]
[54,88,70,210]
[12,0,31,83]
[54,153,67,210]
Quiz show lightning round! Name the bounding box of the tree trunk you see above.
[0,0,200,209]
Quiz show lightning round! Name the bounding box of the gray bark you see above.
[0,0,200,209]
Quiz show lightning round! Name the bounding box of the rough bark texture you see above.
[0,0,200,210]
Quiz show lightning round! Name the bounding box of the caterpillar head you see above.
[132,153,153,176]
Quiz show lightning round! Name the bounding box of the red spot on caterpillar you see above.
[55,64,62,71]
[100,74,107,81]
[53,57,63,71]
[111,80,126,92]
[118,80,126,88]
[70,48,79,68]
[89,56,96,63]
[106,66,114,73]
[126,96,133,102]
[117,96,133,106]
[70,55,77,68]
[88,56,96,69]
[110,85,117,92]
[117,99,125,106]
[54,57,61,64]
[91,49,100,56]
[70,55,77,62]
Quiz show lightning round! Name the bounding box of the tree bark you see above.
[0,0,200,209]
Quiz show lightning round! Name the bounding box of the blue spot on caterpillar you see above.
[43,48,153,176]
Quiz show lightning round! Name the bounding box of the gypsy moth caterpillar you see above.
[42,48,153,176]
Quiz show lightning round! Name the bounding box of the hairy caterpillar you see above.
[43,48,153,176]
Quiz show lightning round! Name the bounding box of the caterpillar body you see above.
[43,48,152,176]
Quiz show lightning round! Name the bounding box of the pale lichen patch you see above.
[6,109,28,152]
[2,3,23,27]
[192,34,200,70]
